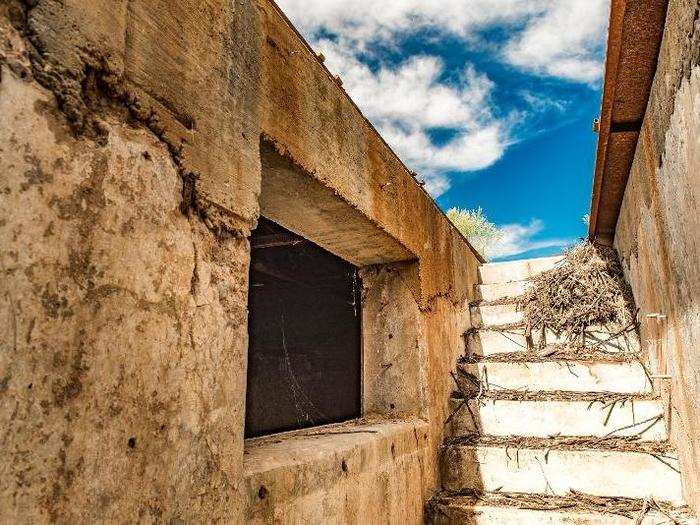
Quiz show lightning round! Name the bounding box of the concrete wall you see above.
[614,0,700,514]
[0,59,252,522]
[0,1,480,522]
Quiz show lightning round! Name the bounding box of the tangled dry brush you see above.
[519,241,637,345]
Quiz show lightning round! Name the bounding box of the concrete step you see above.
[470,303,524,327]
[466,327,640,357]
[468,304,641,355]
[448,395,666,441]
[442,438,685,503]
[476,280,532,302]
[460,360,652,394]
[478,255,564,284]
[429,493,697,525]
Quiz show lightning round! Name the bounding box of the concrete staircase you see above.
[429,256,697,524]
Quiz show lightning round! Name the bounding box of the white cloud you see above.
[316,40,512,195]
[278,0,547,49]
[277,0,608,83]
[274,0,609,194]
[488,219,571,259]
[503,0,609,83]
[519,91,568,113]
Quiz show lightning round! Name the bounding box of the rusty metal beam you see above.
[588,0,669,242]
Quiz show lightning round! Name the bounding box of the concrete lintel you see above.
[259,139,416,267]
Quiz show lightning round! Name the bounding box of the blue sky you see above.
[277,0,609,260]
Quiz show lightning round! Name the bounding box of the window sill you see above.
[243,416,430,517]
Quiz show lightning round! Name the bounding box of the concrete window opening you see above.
[245,217,362,438]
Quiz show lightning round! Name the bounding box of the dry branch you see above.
[518,241,637,348]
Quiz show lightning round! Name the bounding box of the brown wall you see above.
[613,0,700,513]
[0,60,252,522]
[0,0,479,522]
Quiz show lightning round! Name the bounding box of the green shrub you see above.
[446,207,502,260]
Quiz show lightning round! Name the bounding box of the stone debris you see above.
[446,433,675,455]
[452,388,657,404]
[459,344,640,364]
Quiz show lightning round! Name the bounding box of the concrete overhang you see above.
[262,1,486,266]
[588,0,669,243]
[259,139,417,267]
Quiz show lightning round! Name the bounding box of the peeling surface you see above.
[3,0,262,231]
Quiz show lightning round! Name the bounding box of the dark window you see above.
[245,217,362,438]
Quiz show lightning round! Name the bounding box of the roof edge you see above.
[588,0,669,241]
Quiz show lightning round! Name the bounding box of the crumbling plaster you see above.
[0,61,251,522]
[614,0,700,514]
[0,0,480,522]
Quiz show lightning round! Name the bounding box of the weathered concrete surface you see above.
[475,278,533,302]
[448,396,668,441]
[0,0,482,522]
[361,263,426,417]
[465,360,653,394]
[15,0,263,224]
[431,496,697,525]
[0,62,250,521]
[470,303,524,327]
[613,0,700,513]
[259,141,415,266]
[477,255,563,284]
[244,419,430,524]
[467,326,639,356]
[443,444,685,503]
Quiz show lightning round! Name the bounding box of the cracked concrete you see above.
[0,1,481,521]
[0,49,250,521]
